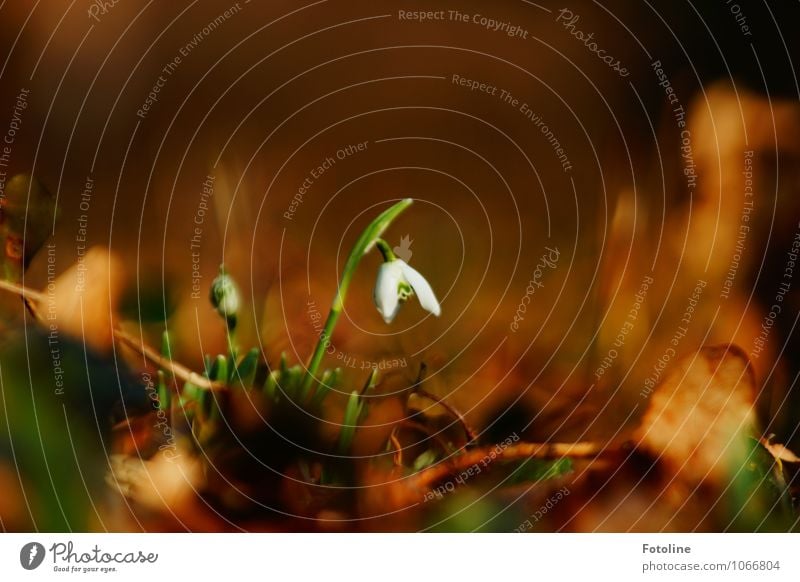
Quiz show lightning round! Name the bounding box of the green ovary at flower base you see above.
[300,198,441,394]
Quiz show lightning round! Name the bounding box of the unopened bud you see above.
[210,265,240,329]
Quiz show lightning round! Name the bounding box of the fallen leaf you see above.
[635,344,758,486]
[45,246,124,352]
[759,436,800,464]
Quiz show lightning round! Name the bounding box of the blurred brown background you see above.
[2,0,799,452]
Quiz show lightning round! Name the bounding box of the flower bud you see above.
[210,266,240,329]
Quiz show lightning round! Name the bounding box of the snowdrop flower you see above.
[374,257,441,324]
[210,265,240,329]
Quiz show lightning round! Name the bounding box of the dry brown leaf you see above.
[759,437,800,464]
[635,344,758,487]
[107,450,203,512]
[45,246,124,352]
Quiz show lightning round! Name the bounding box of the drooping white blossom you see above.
[373,259,440,323]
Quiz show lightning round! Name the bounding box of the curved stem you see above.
[414,387,478,443]
[375,238,396,262]
[301,199,414,394]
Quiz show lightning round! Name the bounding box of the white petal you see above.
[400,261,441,317]
[374,261,403,323]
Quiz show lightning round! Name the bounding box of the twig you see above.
[411,362,477,444]
[389,429,403,467]
[0,279,46,321]
[404,440,608,497]
[0,278,224,392]
[113,328,224,391]
[414,387,478,443]
[0,279,45,302]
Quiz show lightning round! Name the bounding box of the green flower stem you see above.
[301,198,413,394]
[226,327,238,377]
[375,239,396,262]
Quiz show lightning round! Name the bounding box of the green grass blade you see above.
[336,391,362,454]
